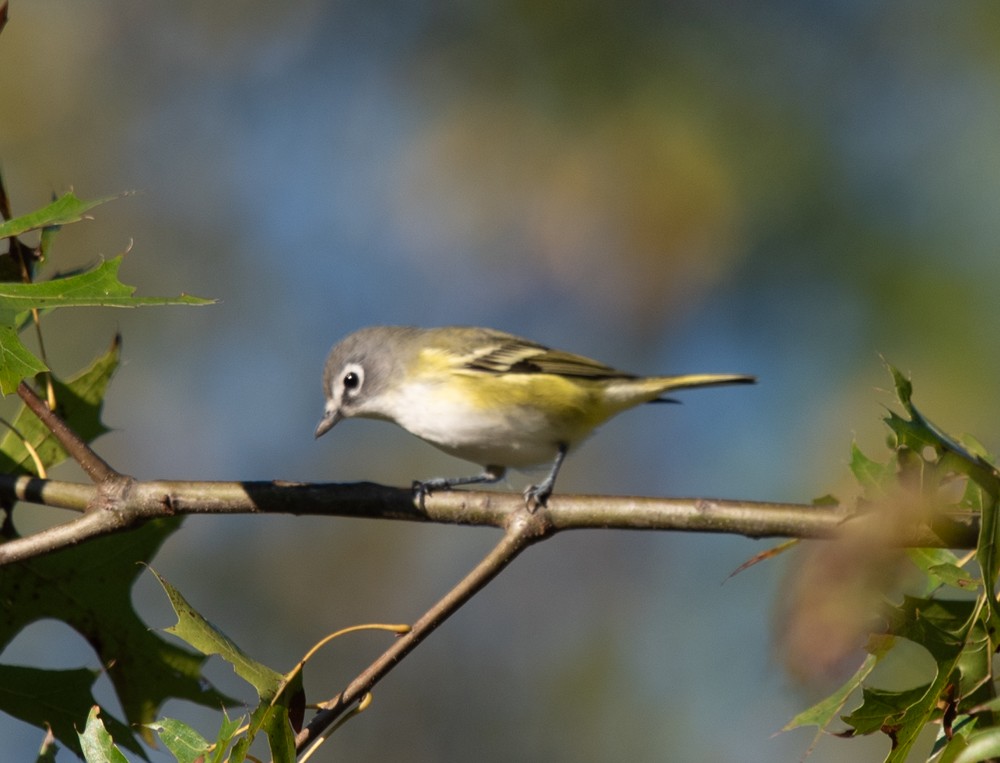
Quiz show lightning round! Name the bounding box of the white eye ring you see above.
[340,363,364,397]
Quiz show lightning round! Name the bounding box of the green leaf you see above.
[872,596,986,761]
[954,631,994,711]
[974,491,1000,632]
[794,368,1000,761]
[145,718,212,763]
[937,732,973,763]
[882,364,999,494]
[881,364,1000,631]
[783,632,896,762]
[885,362,913,409]
[0,192,119,240]
[952,728,1000,763]
[78,706,130,763]
[886,596,975,662]
[0,257,212,315]
[211,711,246,763]
[0,335,119,474]
[883,409,938,457]
[38,221,59,264]
[153,571,299,763]
[827,596,982,759]
[907,547,963,572]
[229,679,299,763]
[906,548,978,594]
[0,520,236,755]
[0,256,212,394]
[784,648,884,732]
[841,684,930,736]
[155,570,284,694]
[926,563,981,591]
[0,324,49,391]
[849,442,893,496]
[0,666,139,759]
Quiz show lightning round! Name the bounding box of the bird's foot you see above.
[412,478,451,508]
[523,481,553,513]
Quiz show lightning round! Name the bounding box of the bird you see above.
[315,325,755,508]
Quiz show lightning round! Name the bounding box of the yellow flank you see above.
[453,369,606,424]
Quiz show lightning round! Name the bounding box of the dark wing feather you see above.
[464,339,635,379]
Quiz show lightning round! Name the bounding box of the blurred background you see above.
[3,1,1000,760]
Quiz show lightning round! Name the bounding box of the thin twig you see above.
[295,509,551,756]
[16,381,119,483]
[0,509,128,562]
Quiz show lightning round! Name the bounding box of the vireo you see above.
[315,325,755,507]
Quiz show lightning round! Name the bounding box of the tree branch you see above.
[295,509,550,756]
[17,381,119,483]
[0,474,978,566]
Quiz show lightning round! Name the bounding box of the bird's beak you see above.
[314,408,342,439]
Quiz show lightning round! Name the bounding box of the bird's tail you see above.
[647,373,756,403]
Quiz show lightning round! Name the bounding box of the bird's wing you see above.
[463,337,634,379]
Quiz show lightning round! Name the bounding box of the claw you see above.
[412,480,427,508]
[523,482,552,512]
[412,478,445,509]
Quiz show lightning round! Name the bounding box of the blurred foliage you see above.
[784,366,1000,762]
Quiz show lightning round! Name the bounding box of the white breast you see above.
[383,381,570,468]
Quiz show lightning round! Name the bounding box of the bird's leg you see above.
[524,443,568,511]
[413,465,506,506]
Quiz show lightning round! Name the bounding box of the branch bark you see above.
[0,473,979,566]
[17,381,120,483]
[296,509,550,757]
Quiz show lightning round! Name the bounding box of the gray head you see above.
[314,326,422,438]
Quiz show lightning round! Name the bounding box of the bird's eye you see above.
[338,363,364,398]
